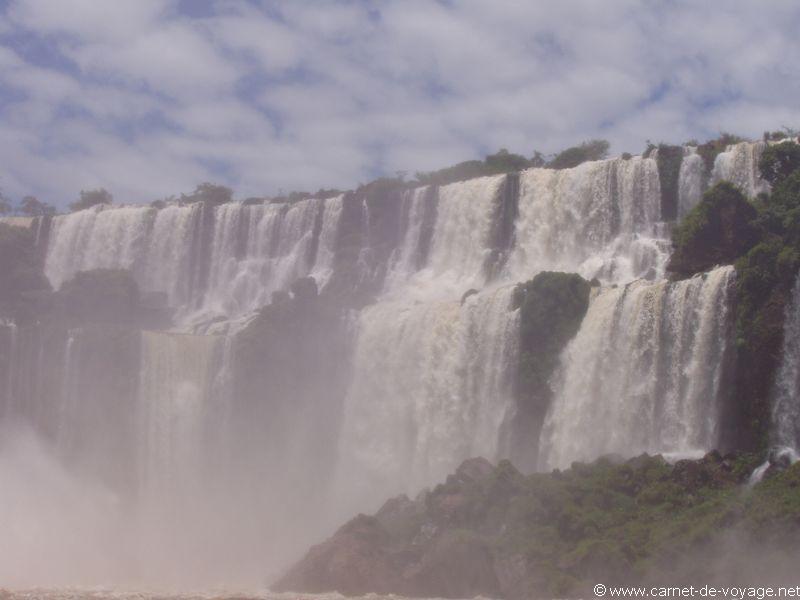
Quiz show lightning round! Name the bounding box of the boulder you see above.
[272,514,403,596]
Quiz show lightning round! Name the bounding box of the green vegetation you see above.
[282,452,800,598]
[179,182,233,205]
[763,128,799,143]
[0,192,55,216]
[758,141,800,187]
[667,182,760,277]
[70,188,113,212]
[695,133,743,173]
[666,137,800,450]
[511,272,591,466]
[513,272,591,404]
[355,176,410,196]
[415,148,544,186]
[19,195,55,216]
[547,139,609,170]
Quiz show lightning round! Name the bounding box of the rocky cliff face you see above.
[275,453,800,599]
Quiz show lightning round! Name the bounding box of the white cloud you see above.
[8,0,169,41]
[0,0,799,207]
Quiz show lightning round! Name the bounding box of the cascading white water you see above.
[677,146,706,217]
[135,330,245,584]
[401,175,503,299]
[56,331,79,455]
[202,198,322,318]
[141,204,205,308]
[336,285,519,509]
[332,175,515,510]
[3,139,776,589]
[45,205,156,291]
[0,322,16,418]
[383,186,435,293]
[539,265,734,469]
[137,331,222,504]
[711,141,771,198]
[310,194,344,290]
[677,141,776,218]
[42,196,345,324]
[770,271,800,450]
[507,156,667,284]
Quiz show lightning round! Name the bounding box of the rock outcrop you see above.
[274,453,800,599]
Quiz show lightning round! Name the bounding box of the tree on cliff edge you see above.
[70,188,113,212]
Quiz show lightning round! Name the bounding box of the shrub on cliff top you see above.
[759,141,800,187]
[667,182,760,277]
[180,182,233,206]
[695,133,744,173]
[70,188,113,212]
[547,139,609,170]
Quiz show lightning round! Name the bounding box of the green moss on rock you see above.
[279,452,800,599]
[510,272,591,469]
[667,182,760,278]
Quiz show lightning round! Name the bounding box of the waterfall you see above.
[507,156,666,284]
[202,198,322,318]
[711,141,770,198]
[45,205,156,291]
[540,265,735,469]
[770,272,800,450]
[56,330,80,455]
[142,204,205,309]
[676,141,774,218]
[336,286,518,509]
[310,194,345,290]
[2,139,762,586]
[677,146,706,217]
[42,197,345,324]
[137,331,222,503]
[0,322,17,416]
[383,186,437,293]
[401,175,503,298]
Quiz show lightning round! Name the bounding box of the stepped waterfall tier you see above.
[770,271,800,451]
[2,139,797,593]
[336,286,520,511]
[539,265,735,469]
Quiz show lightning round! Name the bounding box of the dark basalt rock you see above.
[460,288,479,304]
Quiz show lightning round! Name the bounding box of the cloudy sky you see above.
[1,0,799,208]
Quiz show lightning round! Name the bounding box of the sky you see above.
[0,0,799,208]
